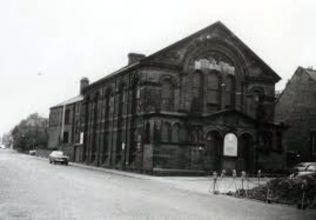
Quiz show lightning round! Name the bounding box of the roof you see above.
[276,66,316,103]
[87,21,281,89]
[51,95,83,109]
[304,67,316,82]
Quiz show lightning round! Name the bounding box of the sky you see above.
[0,0,315,137]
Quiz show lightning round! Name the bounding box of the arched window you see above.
[171,123,180,143]
[206,71,220,112]
[161,122,171,142]
[249,87,265,120]
[179,125,186,143]
[161,79,174,111]
[225,75,235,108]
[192,71,203,112]
[153,123,160,143]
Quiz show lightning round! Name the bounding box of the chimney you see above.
[128,53,146,65]
[80,77,89,94]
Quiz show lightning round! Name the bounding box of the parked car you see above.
[289,162,316,177]
[49,151,69,165]
[29,150,36,155]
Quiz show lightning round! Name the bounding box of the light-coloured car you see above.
[29,150,36,155]
[290,162,316,177]
[49,151,69,165]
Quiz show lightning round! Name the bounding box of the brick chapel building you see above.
[49,21,286,174]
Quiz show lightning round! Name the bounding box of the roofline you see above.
[276,66,316,103]
[85,20,281,90]
[50,95,83,109]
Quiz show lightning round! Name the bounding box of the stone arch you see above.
[182,39,247,82]
[182,39,247,113]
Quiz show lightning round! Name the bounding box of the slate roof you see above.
[304,67,316,82]
[87,21,280,89]
[51,95,83,109]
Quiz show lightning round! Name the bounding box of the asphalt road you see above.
[0,150,315,220]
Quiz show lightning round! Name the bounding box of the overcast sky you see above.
[0,0,315,137]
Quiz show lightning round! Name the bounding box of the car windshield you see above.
[52,151,64,156]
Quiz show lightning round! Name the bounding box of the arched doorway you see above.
[205,131,222,171]
[222,133,238,171]
[239,133,253,172]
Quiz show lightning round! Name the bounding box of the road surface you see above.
[0,150,315,220]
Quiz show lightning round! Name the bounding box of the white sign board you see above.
[223,133,238,157]
[79,132,84,144]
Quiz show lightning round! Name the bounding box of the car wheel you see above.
[49,160,52,164]
[65,162,68,166]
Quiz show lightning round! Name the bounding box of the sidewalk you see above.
[68,160,269,195]
[31,152,269,195]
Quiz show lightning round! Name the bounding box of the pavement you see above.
[69,161,269,195]
[1,149,315,220]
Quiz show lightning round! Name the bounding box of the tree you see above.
[1,132,13,148]
[11,113,48,151]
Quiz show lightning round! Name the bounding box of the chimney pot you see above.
[80,77,89,94]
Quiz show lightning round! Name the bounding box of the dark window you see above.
[191,71,203,112]
[63,132,69,144]
[161,122,171,142]
[206,71,220,103]
[118,84,125,118]
[225,75,235,108]
[64,109,71,125]
[144,122,151,144]
[161,80,174,111]
[131,81,139,114]
[171,123,180,143]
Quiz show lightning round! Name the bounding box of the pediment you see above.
[142,21,280,83]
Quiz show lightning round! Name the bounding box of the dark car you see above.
[49,151,69,165]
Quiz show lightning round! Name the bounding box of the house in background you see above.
[275,67,316,166]
[47,78,88,161]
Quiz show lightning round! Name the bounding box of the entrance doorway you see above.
[205,131,222,171]
[239,133,253,172]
